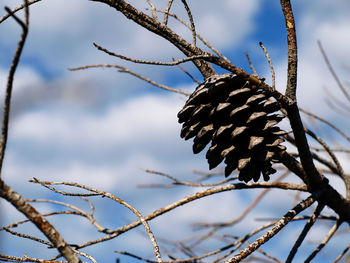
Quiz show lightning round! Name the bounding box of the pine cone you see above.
[178,73,286,182]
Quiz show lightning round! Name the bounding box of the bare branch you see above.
[69,63,191,96]
[226,195,315,263]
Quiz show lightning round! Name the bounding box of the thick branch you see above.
[280,0,297,100]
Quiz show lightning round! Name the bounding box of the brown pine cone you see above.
[178,73,286,182]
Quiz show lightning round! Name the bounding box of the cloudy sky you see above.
[1,0,350,262]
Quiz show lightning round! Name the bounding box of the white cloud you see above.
[11,93,183,147]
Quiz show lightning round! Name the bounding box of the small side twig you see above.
[146,0,158,21]
[163,0,175,25]
[173,58,200,84]
[305,128,350,199]
[69,63,191,96]
[152,8,228,61]
[300,108,350,144]
[226,195,315,263]
[0,0,41,24]
[30,179,163,263]
[180,0,196,46]
[286,203,325,262]
[304,220,343,263]
[333,243,350,263]
[3,227,52,247]
[93,42,214,66]
[244,50,258,76]
[318,40,350,103]
[259,42,275,89]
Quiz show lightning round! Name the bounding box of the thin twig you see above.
[0,210,83,230]
[139,168,235,187]
[0,254,65,262]
[244,51,258,76]
[152,8,228,61]
[173,58,200,84]
[286,203,325,262]
[26,198,107,232]
[300,108,350,144]
[146,0,158,21]
[0,182,81,262]
[318,40,350,103]
[163,0,175,25]
[0,0,42,24]
[69,63,191,96]
[93,42,214,66]
[305,128,350,199]
[3,227,52,247]
[304,220,342,262]
[29,179,163,263]
[47,181,308,250]
[0,3,29,176]
[193,170,290,229]
[333,243,350,263]
[226,195,315,263]
[259,42,275,89]
[180,0,196,46]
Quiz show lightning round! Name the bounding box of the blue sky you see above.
[1,0,350,262]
